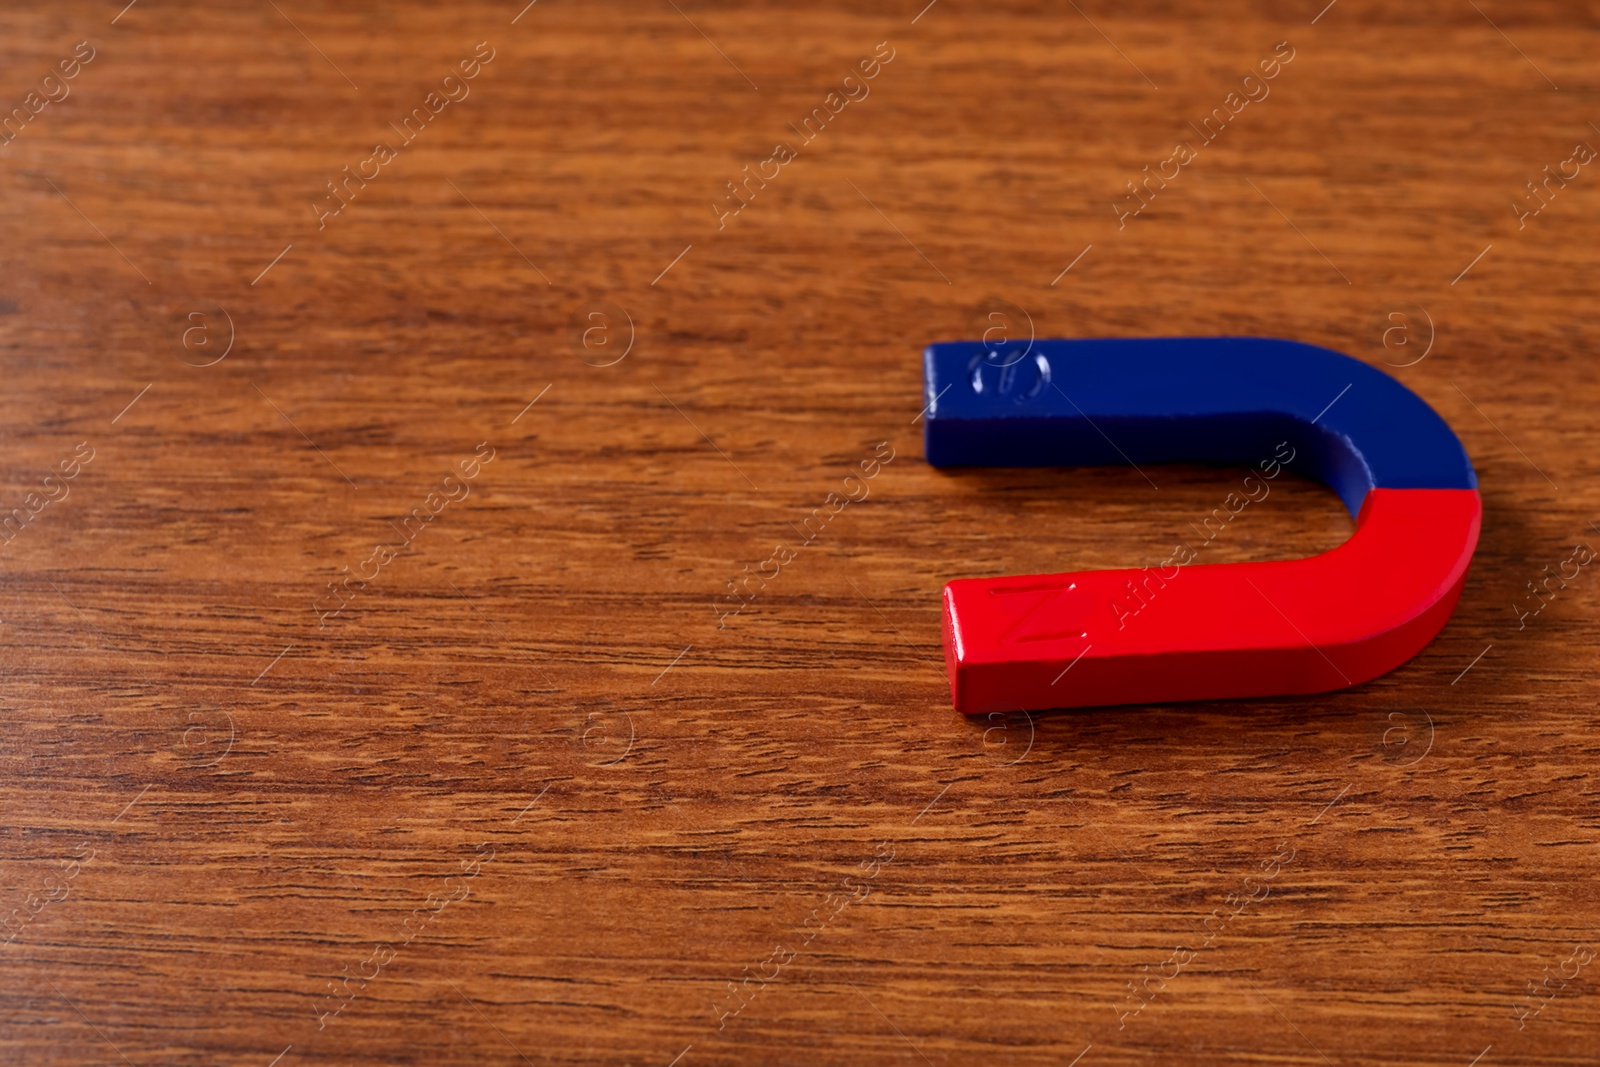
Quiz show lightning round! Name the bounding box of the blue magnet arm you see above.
[922,336,1476,516]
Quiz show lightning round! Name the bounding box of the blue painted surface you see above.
[922,336,1476,516]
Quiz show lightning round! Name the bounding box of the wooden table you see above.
[2,2,1596,1063]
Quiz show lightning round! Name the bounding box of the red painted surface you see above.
[942,488,1482,714]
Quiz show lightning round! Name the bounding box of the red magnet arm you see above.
[943,488,1480,714]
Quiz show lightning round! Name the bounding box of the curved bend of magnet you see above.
[924,336,1481,715]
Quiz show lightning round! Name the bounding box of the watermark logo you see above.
[577,703,635,767]
[176,303,235,367]
[1367,305,1433,368]
[980,709,1035,766]
[1376,708,1433,768]
[969,298,1035,368]
[568,301,633,367]
[179,707,237,769]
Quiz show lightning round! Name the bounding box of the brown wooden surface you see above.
[3,1,1599,1064]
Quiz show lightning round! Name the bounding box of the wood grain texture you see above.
[2,1,1598,1064]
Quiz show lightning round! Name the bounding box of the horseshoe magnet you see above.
[925,336,1480,714]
